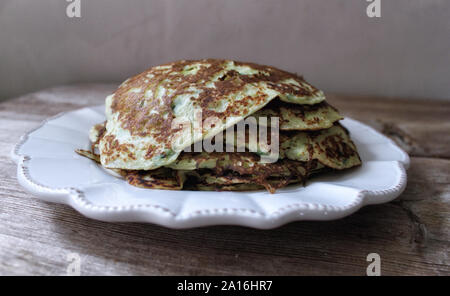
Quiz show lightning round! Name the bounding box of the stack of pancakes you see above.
[77,59,361,193]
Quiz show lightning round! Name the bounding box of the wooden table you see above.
[0,84,448,275]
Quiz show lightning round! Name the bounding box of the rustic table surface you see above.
[0,84,448,276]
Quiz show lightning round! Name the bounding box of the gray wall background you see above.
[1,0,449,101]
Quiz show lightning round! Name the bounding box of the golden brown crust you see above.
[309,124,362,169]
[255,100,341,129]
[77,59,362,192]
[107,59,324,163]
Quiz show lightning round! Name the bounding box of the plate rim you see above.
[11,106,410,229]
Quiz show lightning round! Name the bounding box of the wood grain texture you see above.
[0,84,448,276]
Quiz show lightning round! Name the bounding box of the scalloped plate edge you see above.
[11,107,409,229]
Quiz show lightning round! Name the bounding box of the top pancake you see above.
[99,59,326,170]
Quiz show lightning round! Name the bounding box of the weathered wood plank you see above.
[0,156,448,275]
[0,85,449,275]
[329,94,450,158]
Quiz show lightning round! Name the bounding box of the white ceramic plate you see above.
[11,105,409,229]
